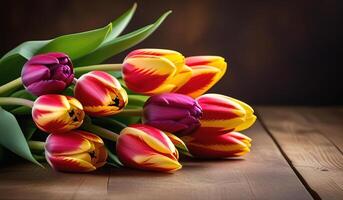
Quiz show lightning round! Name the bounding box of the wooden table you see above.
[0,107,342,200]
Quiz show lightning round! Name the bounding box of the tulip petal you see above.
[46,153,96,172]
[174,56,227,98]
[21,64,51,86]
[175,66,222,98]
[74,130,104,145]
[123,56,177,94]
[183,130,251,158]
[146,120,189,134]
[235,115,257,132]
[126,49,185,68]
[27,80,66,96]
[28,55,59,65]
[122,126,176,156]
[132,154,182,172]
[144,104,191,121]
[45,132,93,156]
[93,146,108,168]
[145,93,196,109]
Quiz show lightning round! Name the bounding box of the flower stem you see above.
[117,108,143,116]
[28,141,45,151]
[74,64,123,76]
[81,123,119,142]
[0,78,23,96]
[0,97,34,107]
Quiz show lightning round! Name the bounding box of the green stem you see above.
[0,78,22,96]
[28,141,45,151]
[74,64,123,76]
[82,123,119,142]
[94,117,127,129]
[0,97,34,107]
[127,95,149,106]
[117,108,143,117]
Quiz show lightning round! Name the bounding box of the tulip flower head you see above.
[197,94,256,132]
[143,93,202,135]
[174,56,227,98]
[116,124,182,172]
[21,52,74,96]
[32,94,85,133]
[45,130,108,172]
[74,71,128,116]
[122,49,192,95]
[182,129,252,158]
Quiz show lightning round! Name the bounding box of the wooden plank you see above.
[0,163,110,200]
[107,121,313,200]
[0,120,313,200]
[257,106,343,200]
[302,107,343,151]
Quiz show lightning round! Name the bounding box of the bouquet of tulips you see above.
[0,4,256,173]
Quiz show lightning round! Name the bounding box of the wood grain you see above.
[257,106,343,200]
[0,115,314,200]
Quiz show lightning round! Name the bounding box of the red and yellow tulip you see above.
[32,94,85,133]
[74,71,128,116]
[181,129,252,158]
[196,94,256,132]
[116,124,182,172]
[175,56,227,98]
[122,49,192,95]
[45,130,108,172]
[122,49,227,98]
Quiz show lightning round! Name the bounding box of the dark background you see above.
[0,0,340,105]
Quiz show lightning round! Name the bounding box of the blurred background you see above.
[0,0,340,105]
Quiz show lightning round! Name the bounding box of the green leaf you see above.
[10,89,36,101]
[10,106,31,115]
[103,3,137,44]
[74,11,172,66]
[0,41,49,85]
[106,147,123,168]
[38,23,112,60]
[0,107,42,166]
[17,117,37,140]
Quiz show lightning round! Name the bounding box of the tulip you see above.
[45,130,107,172]
[116,124,181,172]
[143,93,202,135]
[32,94,85,133]
[196,94,256,132]
[21,52,74,96]
[181,129,252,158]
[122,49,192,95]
[74,71,128,116]
[175,56,227,98]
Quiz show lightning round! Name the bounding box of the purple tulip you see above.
[143,93,202,135]
[21,52,74,96]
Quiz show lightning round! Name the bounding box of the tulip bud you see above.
[21,52,74,96]
[122,49,192,95]
[74,71,128,116]
[175,56,227,98]
[116,124,182,172]
[32,94,85,133]
[45,130,108,172]
[143,93,202,135]
[196,94,256,132]
[181,129,252,158]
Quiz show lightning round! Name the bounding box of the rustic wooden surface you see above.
[0,107,342,200]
